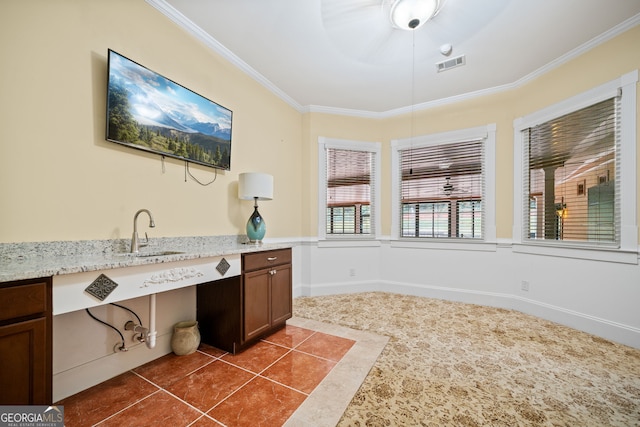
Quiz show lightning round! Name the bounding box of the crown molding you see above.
[146,0,303,112]
[147,0,640,119]
[512,12,640,90]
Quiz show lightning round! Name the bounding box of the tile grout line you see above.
[288,347,347,364]
[205,330,323,416]
[186,413,226,427]
[251,329,354,397]
[160,386,220,424]
[254,340,356,397]
[255,347,294,376]
[130,358,230,427]
[202,369,259,415]
[92,388,163,426]
[261,329,318,349]
[255,373,311,397]
[208,346,298,414]
[197,347,229,359]
[205,358,324,422]
[192,335,342,425]
[263,328,355,363]
[178,357,218,380]
[216,356,271,376]
[124,357,224,425]
[130,354,218,390]
[83,326,355,426]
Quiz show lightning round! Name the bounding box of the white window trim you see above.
[512,70,638,263]
[318,137,381,242]
[390,124,497,247]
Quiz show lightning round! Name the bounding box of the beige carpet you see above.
[293,292,640,427]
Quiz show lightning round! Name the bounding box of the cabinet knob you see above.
[270,269,277,276]
[267,257,278,262]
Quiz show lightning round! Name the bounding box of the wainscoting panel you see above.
[294,241,640,349]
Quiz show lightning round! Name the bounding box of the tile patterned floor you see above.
[56,318,388,427]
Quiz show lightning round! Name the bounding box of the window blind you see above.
[325,147,375,236]
[523,96,620,245]
[399,140,484,238]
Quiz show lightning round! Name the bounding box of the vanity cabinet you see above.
[242,249,292,342]
[197,248,292,353]
[0,277,52,404]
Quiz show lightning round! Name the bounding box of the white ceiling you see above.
[149,0,640,116]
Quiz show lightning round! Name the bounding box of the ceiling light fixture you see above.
[390,0,440,31]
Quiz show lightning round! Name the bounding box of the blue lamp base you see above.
[246,206,266,244]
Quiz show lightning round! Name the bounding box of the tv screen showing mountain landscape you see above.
[106,49,232,170]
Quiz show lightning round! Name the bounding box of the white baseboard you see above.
[294,280,640,350]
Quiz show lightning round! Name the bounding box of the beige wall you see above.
[0,0,303,243]
[1,1,638,243]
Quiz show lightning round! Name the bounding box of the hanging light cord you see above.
[409,29,417,175]
[411,29,416,139]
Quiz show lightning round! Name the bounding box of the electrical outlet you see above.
[521,281,530,291]
[349,268,356,277]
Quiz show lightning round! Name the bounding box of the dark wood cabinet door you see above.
[271,264,292,326]
[0,317,48,404]
[243,269,271,342]
[199,249,292,354]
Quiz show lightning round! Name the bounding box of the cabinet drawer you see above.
[243,248,291,272]
[0,281,48,322]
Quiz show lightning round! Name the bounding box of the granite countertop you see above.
[0,236,292,283]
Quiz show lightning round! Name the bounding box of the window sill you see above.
[512,243,638,264]
[390,239,497,252]
[318,239,382,248]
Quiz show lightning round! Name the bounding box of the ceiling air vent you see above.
[436,55,465,73]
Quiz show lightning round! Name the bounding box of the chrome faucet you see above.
[131,209,155,253]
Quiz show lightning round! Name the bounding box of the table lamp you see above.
[238,172,273,244]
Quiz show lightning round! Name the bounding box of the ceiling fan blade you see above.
[321,0,405,63]
[321,0,386,28]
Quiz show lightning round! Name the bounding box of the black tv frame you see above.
[106,49,233,171]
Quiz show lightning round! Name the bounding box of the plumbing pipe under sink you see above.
[123,293,157,349]
[147,293,157,349]
[124,321,149,343]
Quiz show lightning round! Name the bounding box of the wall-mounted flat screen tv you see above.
[106,49,232,170]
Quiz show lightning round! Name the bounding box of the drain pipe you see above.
[147,293,157,349]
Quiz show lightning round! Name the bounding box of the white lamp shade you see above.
[238,172,274,200]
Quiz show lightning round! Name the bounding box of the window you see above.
[514,71,638,262]
[319,138,381,239]
[391,125,496,243]
[524,99,618,244]
[514,71,637,256]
